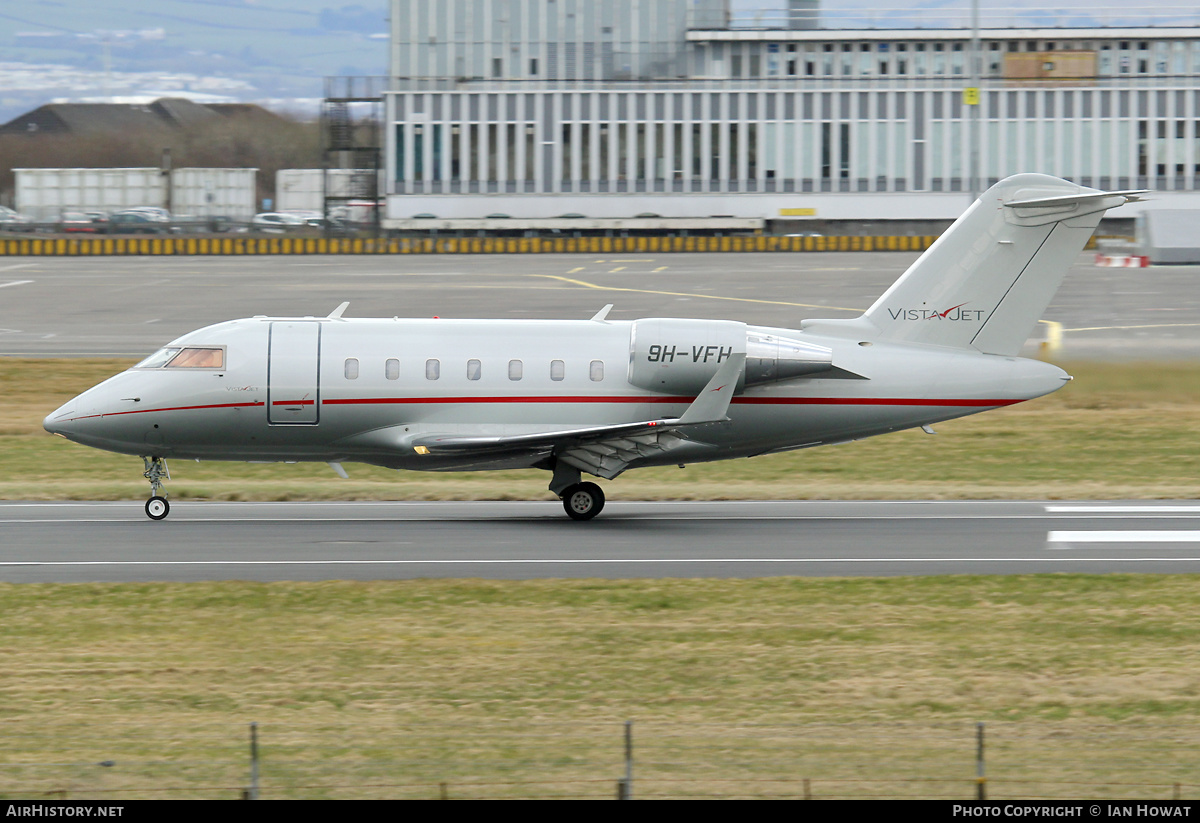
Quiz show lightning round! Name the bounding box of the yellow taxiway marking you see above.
[533,275,863,312]
[567,267,585,273]
[653,266,668,272]
[609,266,627,272]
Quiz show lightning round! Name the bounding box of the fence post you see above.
[246,721,260,800]
[976,721,986,800]
[617,720,633,799]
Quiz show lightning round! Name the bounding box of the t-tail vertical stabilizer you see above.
[803,174,1145,356]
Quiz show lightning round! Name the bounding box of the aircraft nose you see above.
[44,403,78,436]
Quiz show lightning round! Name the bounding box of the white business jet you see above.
[44,174,1143,520]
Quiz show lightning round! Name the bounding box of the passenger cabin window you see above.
[467,359,481,380]
[136,346,224,369]
[426,359,440,380]
[508,359,523,381]
[386,358,400,380]
[589,360,604,382]
[344,358,359,379]
[550,360,565,381]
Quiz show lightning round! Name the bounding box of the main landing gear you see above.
[142,456,170,521]
[549,460,606,521]
[552,465,609,523]
[561,482,605,521]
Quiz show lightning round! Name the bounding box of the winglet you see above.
[678,352,746,425]
[328,302,350,319]
[590,304,614,323]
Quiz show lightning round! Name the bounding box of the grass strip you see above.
[0,576,1199,799]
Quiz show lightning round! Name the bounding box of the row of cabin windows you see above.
[344,358,605,382]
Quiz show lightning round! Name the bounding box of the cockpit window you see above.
[135,346,225,369]
[167,347,225,369]
[135,347,181,369]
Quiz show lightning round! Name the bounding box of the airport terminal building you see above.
[381,0,1200,229]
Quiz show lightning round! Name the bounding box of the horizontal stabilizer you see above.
[1005,190,1149,210]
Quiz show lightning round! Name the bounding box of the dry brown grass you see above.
[0,577,1199,799]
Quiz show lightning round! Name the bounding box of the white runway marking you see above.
[1049,531,1200,543]
[1046,505,1200,513]
[3,557,1200,568]
[0,280,33,289]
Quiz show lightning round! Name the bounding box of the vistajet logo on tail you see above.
[887,302,987,322]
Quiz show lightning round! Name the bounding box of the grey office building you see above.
[383,1,1200,229]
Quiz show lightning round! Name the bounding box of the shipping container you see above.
[276,169,379,212]
[170,168,257,221]
[15,168,257,222]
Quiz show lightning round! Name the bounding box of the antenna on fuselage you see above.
[327,302,350,319]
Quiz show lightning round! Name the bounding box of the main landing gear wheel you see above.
[145,496,170,521]
[562,482,605,521]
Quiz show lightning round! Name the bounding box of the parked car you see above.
[250,212,310,233]
[106,209,171,234]
[59,211,108,232]
[122,207,172,221]
[0,206,33,232]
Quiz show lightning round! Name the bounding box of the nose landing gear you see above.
[142,456,170,521]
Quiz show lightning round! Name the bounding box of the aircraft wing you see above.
[409,352,746,478]
[412,420,690,478]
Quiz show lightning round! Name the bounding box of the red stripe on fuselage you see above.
[66,395,1022,422]
[67,400,265,422]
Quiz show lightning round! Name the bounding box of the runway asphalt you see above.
[3,251,1199,359]
[3,500,1200,582]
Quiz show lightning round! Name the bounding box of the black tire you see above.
[145,496,170,521]
[562,482,605,521]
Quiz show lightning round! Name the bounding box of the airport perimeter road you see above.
[3,500,1200,582]
[2,253,1198,358]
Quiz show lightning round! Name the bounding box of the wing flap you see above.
[411,418,679,455]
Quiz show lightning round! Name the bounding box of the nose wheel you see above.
[142,456,171,521]
[145,496,170,521]
[561,482,605,521]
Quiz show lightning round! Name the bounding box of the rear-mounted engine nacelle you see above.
[745,330,834,386]
[627,319,832,394]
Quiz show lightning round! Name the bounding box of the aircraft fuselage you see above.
[45,315,1068,472]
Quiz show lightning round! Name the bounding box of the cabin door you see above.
[267,321,321,425]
